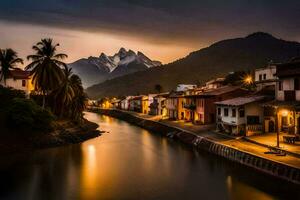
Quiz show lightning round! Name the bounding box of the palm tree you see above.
[53,67,75,117]
[26,38,67,109]
[0,49,23,86]
[69,74,87,122]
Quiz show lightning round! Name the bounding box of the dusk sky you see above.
[0,0,300,64]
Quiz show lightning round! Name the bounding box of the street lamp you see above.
[243,75,253,85]
[275,107,280,148]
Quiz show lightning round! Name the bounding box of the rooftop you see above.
[6,69,31,79]
[276,60,300,77]
[186,85,243,97]
[215,95,266,106]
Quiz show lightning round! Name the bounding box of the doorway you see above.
[269,120,275,133]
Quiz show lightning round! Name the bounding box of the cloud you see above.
[0,0,299,45]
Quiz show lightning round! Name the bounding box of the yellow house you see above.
[141,96,149,114]
[165,91,185,120]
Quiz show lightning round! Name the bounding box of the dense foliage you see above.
[5,98,54,131]
[0,86,54,132]
[0,38,87,135]
[26,38,87,122]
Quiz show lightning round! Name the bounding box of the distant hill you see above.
[86,32,300,98]
[68,48,162,88]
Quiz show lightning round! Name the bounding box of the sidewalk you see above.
[117,109,300,169]
[247,133,300,155]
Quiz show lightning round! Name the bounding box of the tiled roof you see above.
[276,61,300,77]
[262,100,300,109]
[7,69,30,79]
[186,86,243,97]
[215,95,266,106]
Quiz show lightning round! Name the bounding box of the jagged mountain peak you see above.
[68,48,162,88]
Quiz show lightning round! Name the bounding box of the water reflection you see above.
[0,112,299,200]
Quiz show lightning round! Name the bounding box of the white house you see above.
[176,84,197,92]
[203,78,225,90]
[0,69,33,96]
[120,96,134,110]
[149,93,169,116]
[216,96,267,136]
[255,65,277,90]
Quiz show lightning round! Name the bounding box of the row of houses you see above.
[95,58,300,137]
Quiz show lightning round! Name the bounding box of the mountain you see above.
[68,48,162,87]
[86,32,300,99]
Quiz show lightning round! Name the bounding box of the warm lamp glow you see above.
[243,75,253,85]
[280,110,288,117]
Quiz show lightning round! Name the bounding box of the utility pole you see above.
[275,107,280,148]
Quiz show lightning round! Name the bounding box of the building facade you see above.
[216,96,267,136]
[255,65,277,91]
[264,59,300,135]
[184,86,249,124]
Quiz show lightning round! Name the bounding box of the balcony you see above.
[246,124,263,136]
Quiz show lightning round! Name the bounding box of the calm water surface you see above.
[0,112,299,200]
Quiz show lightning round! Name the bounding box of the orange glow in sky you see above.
[0,20,199,65]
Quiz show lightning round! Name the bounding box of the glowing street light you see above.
[243,75,253,85]
[280,109,288,117]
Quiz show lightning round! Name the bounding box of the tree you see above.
[69,74,87,122]
[53,67,75,117]
[26,38,67,109]
[223,71,247,86]
[154,84,163,93]
[0,49,23,86]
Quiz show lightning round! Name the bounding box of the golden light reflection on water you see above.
[76,112,296,200]
[80,144,98,199]
[226,175,273,200]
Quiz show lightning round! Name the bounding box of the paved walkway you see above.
[116,109,300,169]
[247,133,300,155]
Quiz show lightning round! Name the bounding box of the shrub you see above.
[5,98,55,132]
[0,85,26,109]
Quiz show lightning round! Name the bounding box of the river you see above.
[0,112,299,200]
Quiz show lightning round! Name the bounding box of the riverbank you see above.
[0,118,101,155]
[91,108,300,184]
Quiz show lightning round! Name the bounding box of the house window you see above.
[247,116,260,125]
[232,108,236,117]
[239,109,245,118]
[217,108,221,116]
[259,74,262,81]
[22,80,26,87]
[278,81,283,91]
[224,108,229,117]
[294,78,300,90]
